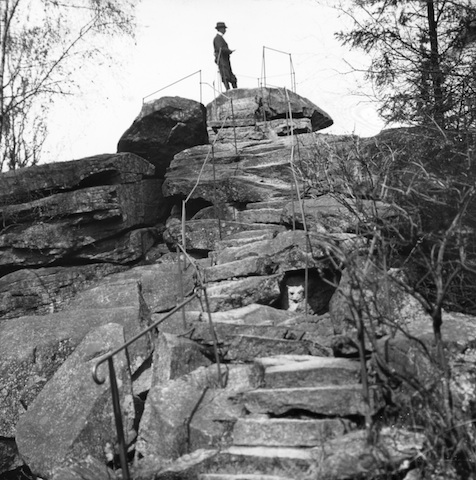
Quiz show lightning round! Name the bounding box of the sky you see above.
[44,0,386,162]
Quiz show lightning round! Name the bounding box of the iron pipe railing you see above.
[142,69,202,104]
[260,46,296,92]
[92,291,201,480]
[175,244,224,389]
[283,86,311,318]
[92,60,308,480]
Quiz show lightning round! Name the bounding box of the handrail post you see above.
[108,357,130,480]
[201,286,224,388]
[261,46,266,89]
[176,246,187,329]
[211,144,223,241]
[284,87,311,319]
[230,98,238,155]
[181,200,187,259]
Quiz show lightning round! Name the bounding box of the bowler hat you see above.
[216,22,227,29]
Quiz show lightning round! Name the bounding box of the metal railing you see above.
[91,273,223,479]
[260,46,297,93]
[141,45,297,106]
[283,86,313,316]
[92,72,312,480]
[142,69,203,104]
[92,293,201,479]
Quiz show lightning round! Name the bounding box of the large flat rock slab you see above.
[192,304,300,326]
[0,153,166,270]
[71,226,159,264]
[0,305,150,437]
[0,182,161,226]
[164,133,365,207]
[164,132,363,205]
[206,87,333,132]
[0,153,155,205]
[239,385,367,417]
[0,263,126,321]
[154,311,332,355]
[204,428,425,480]
[233,417,352,447]
[16,323,133,479]
[204,275,282,312]
[210,230,327,269]
[257,356,361,388]
[208,117,317,144]
[0,180,164,269]
[205,230,333,293]
[215,228,285,249]
[224,335,327,362]
[164,219,284,252]
[163,139,300,204]
[66,262,196,313]
[200,475,292,480]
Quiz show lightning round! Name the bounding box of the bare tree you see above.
[0,0,138,171]
[298,129,476,476]
[334,0,476,132]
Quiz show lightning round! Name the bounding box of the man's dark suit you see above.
[213,33,237,90]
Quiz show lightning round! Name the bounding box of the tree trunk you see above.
[426,0,446,128]
[0,0,7,152]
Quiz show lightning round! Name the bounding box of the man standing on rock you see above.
[213,21,238,91]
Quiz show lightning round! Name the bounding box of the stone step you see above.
[214,228,285,250]
[275,313,335,338]
[203,446,315,478]
[224,335,329,362]
[205,304,300,326]
[199,474,291,480]
[165,218,283,252]
[204,275,281,312]
[246,199,289,210]
[153,312,333,354]
[203,257,277,283]
[235,208,283,225]
[233,417,353,447]
[200,427,426,480]
[212,230,323,266]
[255,355,361,388]
[238,385,367,417]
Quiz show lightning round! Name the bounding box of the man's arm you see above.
[213,35,233,56]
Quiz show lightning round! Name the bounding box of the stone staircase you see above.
[128,219,427,480]
[193,354,365,480]
[0,90,436,480]
[137,228,385,480]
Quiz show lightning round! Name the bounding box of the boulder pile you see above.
[0,88,474,480]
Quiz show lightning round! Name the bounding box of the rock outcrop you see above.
[0,153,164,273]
[15,323,134,479]
[207,87,333,142]
[0,90,473,480]
[117,96,209,178]
[0,295,150,437]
